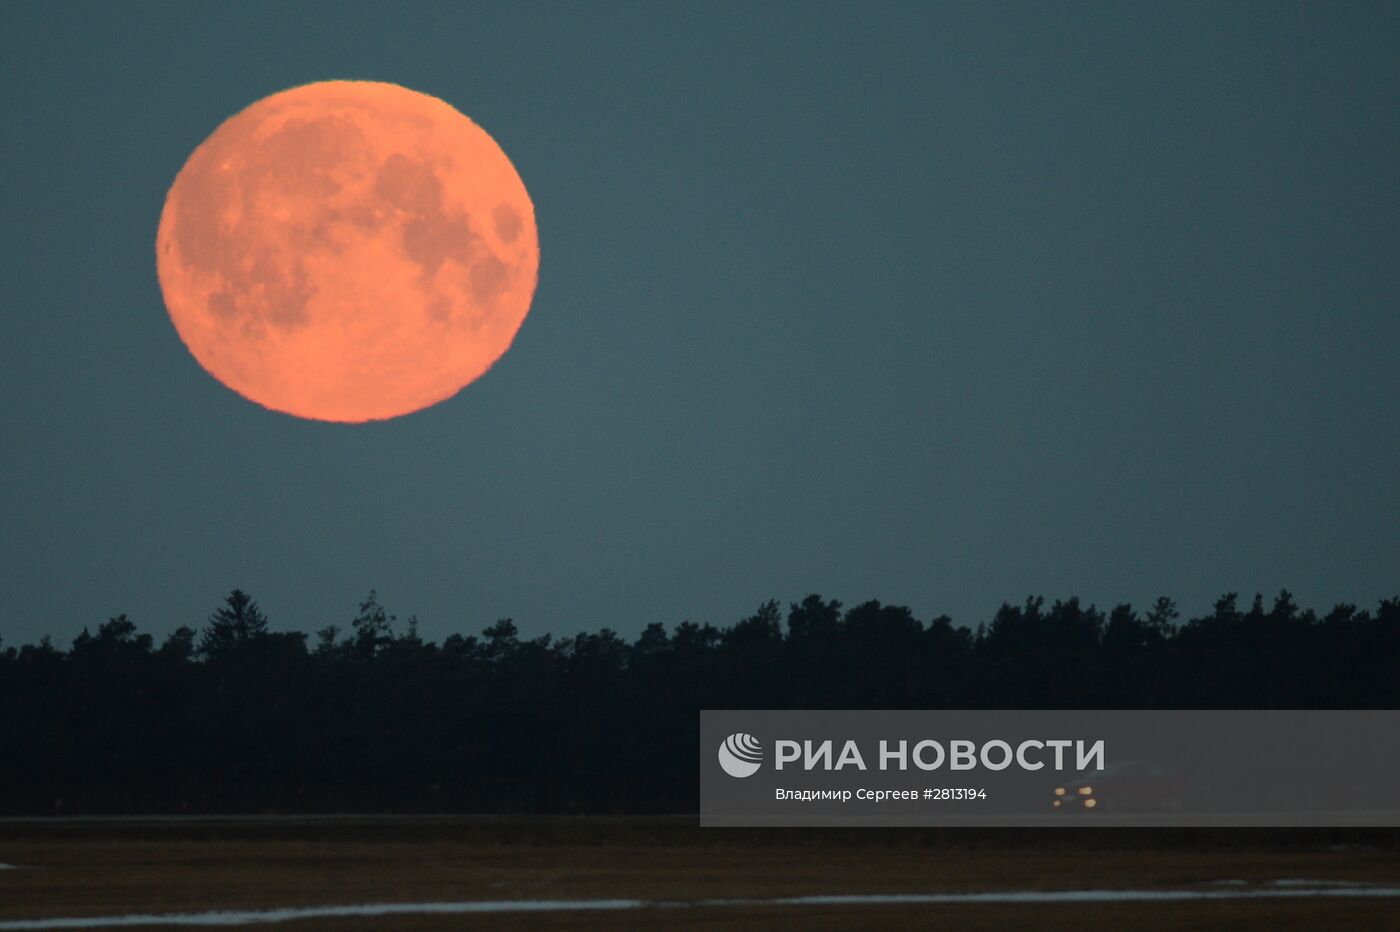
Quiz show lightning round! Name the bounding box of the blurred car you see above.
[1052,760,1183,812]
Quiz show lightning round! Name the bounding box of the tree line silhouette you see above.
[0,588,1395,815]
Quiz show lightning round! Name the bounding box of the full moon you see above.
[156,81,538,422]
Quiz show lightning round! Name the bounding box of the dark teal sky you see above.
[3,2,1397,645]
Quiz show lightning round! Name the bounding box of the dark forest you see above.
[1,589,1396,816]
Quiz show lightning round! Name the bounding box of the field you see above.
[1,817,1398,929]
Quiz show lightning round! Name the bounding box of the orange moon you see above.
[156,81,538,422]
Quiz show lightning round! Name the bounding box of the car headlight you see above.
[1078,786,1093,795]
[1084,798,1097,809]
[1054,787,1066,797]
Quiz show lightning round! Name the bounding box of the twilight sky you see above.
[2,2,1397,646]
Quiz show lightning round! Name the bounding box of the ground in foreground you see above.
[0,817,1397,929]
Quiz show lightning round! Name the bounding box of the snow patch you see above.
[2,885,1399,929]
